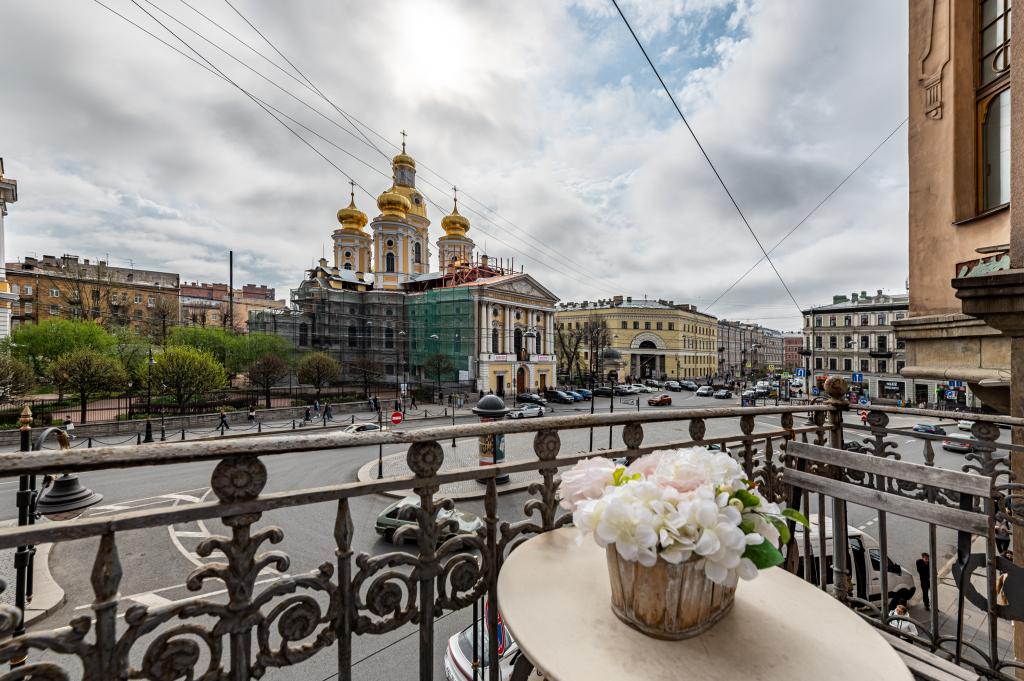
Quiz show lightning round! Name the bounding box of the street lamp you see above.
[160,383,167,441]
[127,380,133,421]
[144,350,156,443]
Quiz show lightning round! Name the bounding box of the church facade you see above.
[250,144,559,393]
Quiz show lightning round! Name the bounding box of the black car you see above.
[593,386,613,397]
[516,393,548,406]
[543,389,574,404]
[681,382,698,391]
[713,390,733,399]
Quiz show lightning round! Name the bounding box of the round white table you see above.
[497,527,913,681]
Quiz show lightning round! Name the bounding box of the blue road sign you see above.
[851,373,863,383]
[812,388,819,395]
[795,369,806,377]
[859,398,868,404]
[945,390,956,399]
[948,381,963,388]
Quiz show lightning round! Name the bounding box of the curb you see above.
[24,542,65,628]
[356,449,536,501]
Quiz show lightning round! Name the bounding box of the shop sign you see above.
[492,354,507,361]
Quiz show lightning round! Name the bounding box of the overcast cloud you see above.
[0,0,909,330]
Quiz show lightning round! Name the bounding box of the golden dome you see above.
[336,187,367,230]
[441,195,470,236]
[393,139,415,169]
[377,179,412,218]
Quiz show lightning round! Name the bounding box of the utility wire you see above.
[703,117,909,313]
[610,0,801,312]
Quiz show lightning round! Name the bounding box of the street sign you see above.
[391,411,404,426]
[812,388,819,395]
[948,381,964,388]
[735,372,740,377]
[620,397,636,406]
[851,373,863,383]
[859,398,868,405]
[945,391,956,399]
[782,372,790,378]
[768,364,775,371]
[795,369,806,377]
[745,362,751,368]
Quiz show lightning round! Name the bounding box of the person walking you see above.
[888,604,918,635]
[996,519,1011,554]
[219,409,230,430]
[314,400,320,417]
[447,393,453,408]
[394,399,401,413]
[368,396,374,412]
[410,394,417,410]
[325,404,333,421]
[62,417,76,440]
[916,553,931,611]
[304,407,311,424]
[248,405,256,423]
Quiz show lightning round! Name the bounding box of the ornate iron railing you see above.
[0,401,1018,680]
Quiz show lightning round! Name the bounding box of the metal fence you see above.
[0,396,1020,679]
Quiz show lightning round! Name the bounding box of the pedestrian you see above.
[394,399,400,413]
[916,552,931,611]
[248,405,256,423]
[996,519,1011,554]
[314,400,320,417]
[304,407,311,423]
[62,417,76,440]
[479,389,484,399]
[219,409,230,430]
[411,394,418,409]
[888,604,918,636]
[368,396,374,412]
[447,393,453,408]
[325,404,333,421]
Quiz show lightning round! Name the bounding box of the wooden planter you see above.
[606,545,736,640]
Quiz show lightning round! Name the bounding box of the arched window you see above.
[299,323,308,347]
[414,242,422,264]
[344,263,352,270]
[385,327,394,349]
[536,332,542,353]
[385,252,396,272]
[347,326,357,348]
[492,328,499,354]
[639,340,657,349]
[514,329,523,353]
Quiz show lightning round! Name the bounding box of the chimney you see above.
[582,301,588,307]
[851,292,858,301]
[84,259,90,265]
[613,295,623,306]
[669,301,674,306]
[626,297,632,302]
[861,291,867,298]
[877,289,883,296]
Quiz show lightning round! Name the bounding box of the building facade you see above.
[0,160,18,337]
[5,254,179,333]
[249,145,558,393]
[180,282,284,331]
[783,332,803,372]
[894,0,1014,412]
[717,321,784,382]
[553,297,718,383]
[802,290,967,405]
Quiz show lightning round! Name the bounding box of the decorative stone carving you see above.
[916,0,950,119]
[866,411,889,428]
[823,376,849,401]
[623,423,644,450]
[533,430,561,461]
[407,441,444,477]
[688,419,706,442]
[740,415,754,435]
[211,457,267,502]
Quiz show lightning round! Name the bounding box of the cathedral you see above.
[250,143,560,394]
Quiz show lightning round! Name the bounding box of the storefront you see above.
[879,380,905,400]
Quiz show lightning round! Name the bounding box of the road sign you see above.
[735,372,740,377]
[859,398,868,405]
[391,411,404,426]
[948,381,963,388]
[782,372,790,378]
[768,364,775,371]
[620,397,636,406]
[795,368,806,377]
[745,362,751,368]
[945,391,956,399]
[812,388,819,395]
[851,373,863,383]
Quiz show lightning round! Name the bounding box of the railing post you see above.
[10,408,32,668]
[91,533,122,679]
[824,377,851,604]
[405,442,445,681]
[334,498,353,681]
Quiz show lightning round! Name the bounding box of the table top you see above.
[497,527,913,681]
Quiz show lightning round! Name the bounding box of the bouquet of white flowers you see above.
[560,447,808,587]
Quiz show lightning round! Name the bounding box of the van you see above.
[787,515,916,604]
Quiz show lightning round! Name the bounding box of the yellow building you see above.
[554,296,718,383]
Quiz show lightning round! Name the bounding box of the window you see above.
[861,359,870,372]
[49,288,59,298]
[536,334,542,353]
[877,360,888,373]
[491,328,499,354]
[621,321,627,329]
[414,242,421,264]
[877,335,887,351]
[211,313,218,321]
[814,335,823,349]
[385,328,394,348]
[344,263,352,270]
[386,309,394,316]
[829,358,837,371]
[895,312,906,320]
[23,285,31,296]
[10,284,18,295]
[147,296,155,307]
[829,316,836,327]
[860,314,869,326]
[980,0,1011,87]
[344,250,352,258]
[50,306,59,315]
[844,335,853,348]
[134,294,143,304]
[896,360,905,373]
[24,303,32,314]
[121,293,127,303]
[981,88,1012,210]
[633,322,639,330]
[815,357,823,370]
[656,322,662,330]
[668,323,674,331]
[860,335,869,349]
[133,310,142,318]
[815,316,822,327]
[386,365,395,376]
[385,252,395,272]
[386,239,394,247]
[348,326,357,348]
[877,314,887,325]
[844,358,852,371]
[92,290,100,301]
[644,322,651,330]
[829,335,837,349]
[896,338,905,350]
[805,316,810,328]
[844,315,852,326]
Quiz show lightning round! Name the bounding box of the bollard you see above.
[292,420,296,430]
[161,425,166,442]
[137,433,141,445]
[88,437,92,448]
[258,422,262,433]
[181,428,185,441]
[351,414,355,424]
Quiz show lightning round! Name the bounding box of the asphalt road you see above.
[3,392,1010,680]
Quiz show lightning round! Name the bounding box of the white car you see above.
[957,419,975,431]
[444,612,537,680]
[508,404,545,419]
[695,386,714,397]
[630,384,653,393]
[791,379,803,388]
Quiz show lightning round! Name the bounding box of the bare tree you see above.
[147,294,178,344]
[423,352,457,398]
[582,313,611,384]
[555,323,585,386]
[349,356,384,399]
[246,354,290,408]
[53,260,137,324]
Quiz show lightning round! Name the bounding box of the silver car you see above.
[508,403,545,419]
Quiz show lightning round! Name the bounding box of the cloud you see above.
[0,0,907,329]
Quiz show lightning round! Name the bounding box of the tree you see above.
[47,349,127,423]
[246,353,290,408]
[147,295,178,345]
[582,313,611,384]
[555,324,585,385]
[297,352,341,396]
[3,319,117,376]
[226,333,292,374]
[166,326,234,366]
[423,352,457,396]
[0,356,36,404]
[349,356,384,399]
[151,345,228,414]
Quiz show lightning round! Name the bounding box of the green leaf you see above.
[735,490,760,508]
[770,517,791,545]
[612,468,625,486]
[739,518,755,534]
[780,508,810,528]
[743,540,785,569]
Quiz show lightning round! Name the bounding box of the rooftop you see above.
[802,290,909,313]
[557,296,717,319]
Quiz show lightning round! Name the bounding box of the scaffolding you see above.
[407,287,476,381]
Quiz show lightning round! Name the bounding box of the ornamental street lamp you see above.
[127,380,133,420]
[160,383,167,441]
[144,350,156,443]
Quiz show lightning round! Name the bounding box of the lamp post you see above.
[160,383,167,441]
[127,380,133,421]
[144,350,156,443]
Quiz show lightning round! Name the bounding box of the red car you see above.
[648,394,672,406]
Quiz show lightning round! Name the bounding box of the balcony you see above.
[869,347,893,358]
[0,402,1020,679]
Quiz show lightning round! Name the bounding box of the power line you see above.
[610,0,801,312]
[703,117,909,313]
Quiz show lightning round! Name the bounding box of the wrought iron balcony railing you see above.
[0,402,1020,680]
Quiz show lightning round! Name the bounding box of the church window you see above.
[299,323,308,347]
[348,326,357,348]
[386,309,394,316]
[344,263,352,270]
[492,308,499,317]
[386,239,394,247]
[349,307,356,315]
[491,328,499,354]
[344,250,352,258]
[414,242,421,263]
[536,315,541,322]
[385,328,394,349]
[514,329,523,353]
[385,253,396,272]
[536,334,542,353]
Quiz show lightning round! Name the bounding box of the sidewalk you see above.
[0,518,65,631]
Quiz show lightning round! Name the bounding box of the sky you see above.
[0,0,910,331]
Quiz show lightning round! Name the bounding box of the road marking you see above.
[131,592,172,608]
[75,575,288,612]
[161,494,203,503]
[171,531,208,538]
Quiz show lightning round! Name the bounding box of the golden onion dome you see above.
[336,188,367,230]
[441,199,470,236]
[393,139,415,169]
[377,181,412,218]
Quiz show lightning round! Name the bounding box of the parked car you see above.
[563,390,584,402]
[788,515,916,604]
[575,388,593,400]
[631,384,653,393]
[912,423,947,435]
[342,423,383,434]
[941,435,977,453]
[543,390,574,404]
[695,386,714,397]
[741,390,757,401]
[643,379,661,388]
[375,497,483,544]
[791,379,803,388]
[648,394,672,406]
[665,381,682,392]
[444,603,522,681]
[844,441,867,452]
[614,385,633,396]
[957,419,975,431]
[713,390,733,399]
[593,386,613,397]
[516,393,548,407]
[681,382,699,391]
[508,403,545,419]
